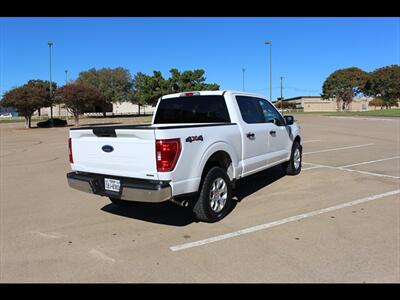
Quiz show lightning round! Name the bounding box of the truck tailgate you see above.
[70,127,158,180]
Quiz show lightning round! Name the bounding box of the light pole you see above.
[265,40,272,101]
[48,41,54,126]
[62,69,69,119]
[280,76,284,114]
[242,68,246,91]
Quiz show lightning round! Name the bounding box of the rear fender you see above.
[197,142,239,182]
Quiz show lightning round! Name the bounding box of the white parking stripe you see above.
[170,190,400,252]
[302,165,323,171]
[302,140,321,143]
[339,156,400,168]
[303,143,374,155]
[304,161,400,179]
[89,248,116,263]
[339,168,400,179]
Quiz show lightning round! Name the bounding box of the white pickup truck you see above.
[67,90,302,222]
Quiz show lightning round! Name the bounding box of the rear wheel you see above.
[283,141,302,175]
[193,167,233,223]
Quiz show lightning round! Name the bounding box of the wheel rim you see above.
[209,177,228,213]
[294,148,301,169]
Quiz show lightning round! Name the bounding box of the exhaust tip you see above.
[170,198,189,207]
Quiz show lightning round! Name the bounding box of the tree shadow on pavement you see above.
[101,164,286,226]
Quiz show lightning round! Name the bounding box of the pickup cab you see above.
[67,90,302,222]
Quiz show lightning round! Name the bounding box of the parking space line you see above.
[303,143,374,155]
[304,161,400,179]
[89,248,116,263]
[339,168,400,179]
[170,190,400,252]
[339,156,400,168]
[302,165,323,171]
[302,140,321,143]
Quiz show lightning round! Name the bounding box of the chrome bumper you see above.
[67,172,172,203]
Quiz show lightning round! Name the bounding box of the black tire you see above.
[109,197,130,207]
[193,166,233,223]
[284,141,302,175]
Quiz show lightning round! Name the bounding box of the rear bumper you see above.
[67,172,172,203]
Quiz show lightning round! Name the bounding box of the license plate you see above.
[104,178,120,192]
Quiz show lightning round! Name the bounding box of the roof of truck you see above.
[161,90,269,100]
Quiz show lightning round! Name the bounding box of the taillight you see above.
[156,138,181,172]
[68,138,74,163]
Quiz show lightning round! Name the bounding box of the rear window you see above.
[153,95,231,124]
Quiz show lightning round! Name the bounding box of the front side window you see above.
[236,96,285,125]
[257,99,285,126]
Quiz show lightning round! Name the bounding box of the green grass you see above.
[290,109,400,118]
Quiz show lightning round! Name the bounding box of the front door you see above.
[257,98,291,164]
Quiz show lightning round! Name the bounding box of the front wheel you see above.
[193,167,233,223]
[283,141,302,175]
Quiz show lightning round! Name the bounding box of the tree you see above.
[322,67,368,111]
[76,67,134,116]
[167,68,219,92]
[55,83,105,126]
[26,80,57,116]
[364,65,400,108]
[368,98,385,109]
[132,72,164,115]
[132,69,220,110]
[276,100,297,110]
[1,82,52,128]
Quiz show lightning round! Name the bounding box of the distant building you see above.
[35,102,156,117]
[279,96,372,112]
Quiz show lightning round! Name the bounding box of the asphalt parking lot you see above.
[1,115,399,283]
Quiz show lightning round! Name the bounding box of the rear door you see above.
[70,127,158,180]
[235,96,269,176]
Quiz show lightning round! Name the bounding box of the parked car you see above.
[66,90,302,222]
[37,118,68,128]
[0,113,13,118]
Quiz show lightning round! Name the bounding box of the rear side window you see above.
[153,95,231,124]
[236,96,264,124]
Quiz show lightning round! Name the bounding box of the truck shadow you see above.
[101,201,196,226]
[100,164,286,226]
[233,165,286,202]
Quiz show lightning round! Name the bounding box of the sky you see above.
[1,17,399,100]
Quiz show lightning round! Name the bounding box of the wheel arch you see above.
[197,142,239,185]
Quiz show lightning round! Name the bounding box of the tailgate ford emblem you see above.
[102,145,114,153]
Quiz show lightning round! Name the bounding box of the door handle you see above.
[269,130,276,136]
[246,132,255,139]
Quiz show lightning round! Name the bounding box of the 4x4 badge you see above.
[186,135,203,143]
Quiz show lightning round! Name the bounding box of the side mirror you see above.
[284,115,294,125]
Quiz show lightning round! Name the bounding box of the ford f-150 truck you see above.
[67,90,302,222]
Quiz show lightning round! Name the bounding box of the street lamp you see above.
[242,68,246,91]
[48,41,54,127]
[65,69,68,84]
[265,40,272,102]
[280,76,284,114]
